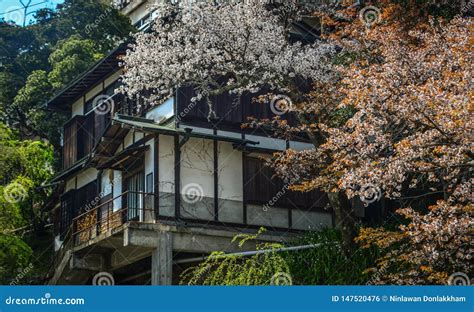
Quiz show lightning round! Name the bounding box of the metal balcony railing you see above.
[71,191,155,246]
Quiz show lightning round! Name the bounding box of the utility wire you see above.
[0,1,49,16]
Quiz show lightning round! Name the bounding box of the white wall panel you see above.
[180,137,214,198]
[76,168,98,189]
[217,142,242,201]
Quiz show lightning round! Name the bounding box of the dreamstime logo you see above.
[180,6,203,26]
[359,183,382,205]
[3,182,27,204]
[92,272,115,285]
[270,94,292,115]
[182,183,204,204]
[85,7,112,34]
[10,263,34,286]
[92,94,115,115]
[270,272,293,286]
[263,174,300,212]
[447,272,470,286]
[3,6,24,25]
[359,6,382,27]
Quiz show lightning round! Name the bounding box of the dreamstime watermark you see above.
[447,272,470,286]
[83,176,121,212]
[85,7,113,34]
[176,99,199,123]
[180,5,203,26]
[366,262,388,285]
[359,183,382,205]
[3,182,28,204]
[5,293,85,305]
[263,174,300,211]
[92,272,115,285]
[182,183,204,204]
[2,6,24,25]
[460,0,474,15]
[270,272,293,285]
[10,263,34,286]
[270,94,293,116]
[92,94,115,115]
[359,6,382,27]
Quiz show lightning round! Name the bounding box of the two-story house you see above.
[46,0,333,285]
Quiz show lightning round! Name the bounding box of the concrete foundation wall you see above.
[291,210,332,230]
[217,199,244,223]
[247,204,289,228]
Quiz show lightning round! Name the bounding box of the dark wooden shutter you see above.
[63,117,82,169]
[75,181,98,215]
[59,190,75,239]
[244,156,327,210]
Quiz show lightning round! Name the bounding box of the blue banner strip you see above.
[0,286,472,312]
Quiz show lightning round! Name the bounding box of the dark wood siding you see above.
[63,116,82,169]
[59,190,75,239]
[58,181,98,238]
[75,181,98,215]
[244,156,327,210]
[176,86,298,131]
[62,113,97,169]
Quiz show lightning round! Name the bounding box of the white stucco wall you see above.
[71,98,84,117]
[158,134,175,217]
[245,134,286,151]
[101,169,114,196]
[158,135,175,193]
[144,138,154,178]
[217,142,242,201]
[76,168,98,189]
[289,141,314,151]
[180,137,214,198]
[65,177,76,192]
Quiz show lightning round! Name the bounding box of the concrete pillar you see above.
[151,231,173,285]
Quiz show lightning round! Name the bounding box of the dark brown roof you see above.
[46,43,129,111]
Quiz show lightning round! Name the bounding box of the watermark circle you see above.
[182,183,204,204]
[92,272,115,286]
[3,182,28,204]
[4,6,24,25]
[270,272,293,286]
[92,94,115,115]
[359,6,382,27]
[448,272,470,286]
[270,95,292,116]
[180,7,203,27]
[359,183,382,205]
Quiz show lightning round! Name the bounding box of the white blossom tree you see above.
[119,1,335,112]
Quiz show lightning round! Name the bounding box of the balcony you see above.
[113,0,132,10]
[71,191,155,247]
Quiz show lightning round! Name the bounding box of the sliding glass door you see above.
[125,171,145,221]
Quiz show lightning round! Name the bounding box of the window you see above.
[62,115,95,169]
[244,156,327,210]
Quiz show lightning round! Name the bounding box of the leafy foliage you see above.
[285,229,378,285]
[180,228,291,285]
[180,228,378,285]
[0,124,54,285]
[0,0,134,145]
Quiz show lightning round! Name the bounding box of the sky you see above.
[0,0,64,26]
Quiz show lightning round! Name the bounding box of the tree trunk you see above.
[328,191,357,257]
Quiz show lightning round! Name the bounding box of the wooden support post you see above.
[151,232,173,285]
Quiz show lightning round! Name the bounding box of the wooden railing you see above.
[71,191,156,246]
